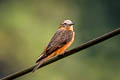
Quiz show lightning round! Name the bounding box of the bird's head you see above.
[60,20,74,27]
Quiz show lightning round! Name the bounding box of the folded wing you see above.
[36,29,73,63]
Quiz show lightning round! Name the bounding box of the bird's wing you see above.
[36,29,73,62]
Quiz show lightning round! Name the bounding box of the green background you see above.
[0,0,120,80]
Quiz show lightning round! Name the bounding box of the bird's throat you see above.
[60,26,73,31]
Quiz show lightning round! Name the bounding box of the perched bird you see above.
[33,20,75,72]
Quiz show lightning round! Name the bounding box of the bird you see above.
[33,20,75,72]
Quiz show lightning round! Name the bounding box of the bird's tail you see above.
[32,59,45,72]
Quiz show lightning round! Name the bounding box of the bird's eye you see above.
[64,23,67,25]
[60,23,67,26]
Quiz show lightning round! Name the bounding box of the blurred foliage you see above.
[0,0,120,80]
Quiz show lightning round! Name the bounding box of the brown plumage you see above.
[33,20,75,72]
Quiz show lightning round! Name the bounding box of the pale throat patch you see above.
[60,26,73,30]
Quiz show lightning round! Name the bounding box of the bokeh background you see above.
[0,0,120,80]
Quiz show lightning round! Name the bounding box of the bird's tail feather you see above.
[32,59,45,72]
